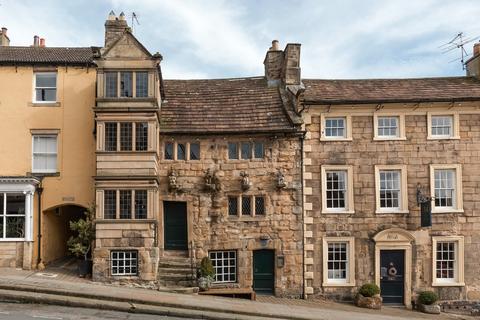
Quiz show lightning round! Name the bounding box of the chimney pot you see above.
[108,10,116,20]
[40,38,45,47]
[119,12,126,20]
[1,27,7,36]
[271,40,279,51]
[33,35,39,47]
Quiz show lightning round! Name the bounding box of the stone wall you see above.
[158,134,303,297]
[303,108,480,301]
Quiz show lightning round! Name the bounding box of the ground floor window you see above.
[432,236,464,286]
[111,250,138,276]
[209,250,237,283]
[0,193,26,239]
[327,242,348,281]
[322,237,355,286]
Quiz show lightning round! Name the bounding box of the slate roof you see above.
[302,77,480,104]
[0,46,96,65]
[161,77,297,134]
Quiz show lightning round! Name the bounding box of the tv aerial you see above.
[129,12,140,33]
[440,32,480,69]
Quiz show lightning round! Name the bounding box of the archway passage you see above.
[42,205,86,265]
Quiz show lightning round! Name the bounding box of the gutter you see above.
[36,183,44,267]
[300,131,306,299]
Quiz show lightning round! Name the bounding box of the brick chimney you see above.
[466,42,480,77]
[0,27,10,46]
[263,40,301,87]
[104,10,128,48]
[39,38,45,47]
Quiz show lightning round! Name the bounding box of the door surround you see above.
[373,228,414,308]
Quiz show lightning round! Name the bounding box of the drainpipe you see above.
[36,184,44,268]
[300,132,306,299]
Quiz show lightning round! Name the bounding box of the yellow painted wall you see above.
[0,66,96,267]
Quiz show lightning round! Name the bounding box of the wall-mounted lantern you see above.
[416,184,432,228]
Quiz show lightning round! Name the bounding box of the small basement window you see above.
[111,250,138,276]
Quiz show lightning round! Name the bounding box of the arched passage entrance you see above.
[42,204,87,265]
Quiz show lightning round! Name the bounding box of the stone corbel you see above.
[168,168,182,193]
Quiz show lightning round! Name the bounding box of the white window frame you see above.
[33,72,57,103]
[432,236,464,287]
[111,250,138,276]
[321,165,354,214]
[375,165,408,214]
[209,250,237,283]
[427,112,460,140]
[322,237,355,287]
[32,134,58,174]
[373,113,406,140]
[320,114,352,141]
[430,164,463,213]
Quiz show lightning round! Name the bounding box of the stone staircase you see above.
[157,251,198,292]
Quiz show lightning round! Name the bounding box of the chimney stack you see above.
[466,42,480,77]
[104,10,129,48]
[264,40,284,86]
[263,40,302,87]
[40,38,45,47]
[33,35,39,47]
[0,27,10,46]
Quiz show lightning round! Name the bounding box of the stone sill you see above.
[227,216,266,222]
[375,210,409,215]
[320,137,353,142]
[432,282,465,287]
[321,210,355,215]
[29,102,61,107]
[27,172,60,177]
[373,137,407,141]
[322,282,355,287]
[431,209,464,214]
[95,219,156,224]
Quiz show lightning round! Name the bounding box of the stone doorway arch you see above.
[373,228,414,308]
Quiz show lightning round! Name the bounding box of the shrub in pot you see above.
[417,291,440,314]
[67,205,95,277]
[197,257,215,291]
[355,283,382,309]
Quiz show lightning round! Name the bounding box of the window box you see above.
[322,237,355,286]
[432,236,464,287]
[321,165,354,214]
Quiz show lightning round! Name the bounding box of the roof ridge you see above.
[302,76,476,81]
[164,76,265,81]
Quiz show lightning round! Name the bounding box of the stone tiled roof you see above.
[303,77,480,104]
[161,77,297,134]
[0,46,96,65]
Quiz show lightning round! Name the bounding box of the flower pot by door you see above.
[78,259,92,277]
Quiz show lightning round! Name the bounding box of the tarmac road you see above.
[0,302,194,320]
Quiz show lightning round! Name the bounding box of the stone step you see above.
[158,272,196,281]
[162,250,189,258]
[158,259,193,268]
[158,266,193,274]
[158,279,197,287]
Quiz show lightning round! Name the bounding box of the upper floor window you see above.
[427,112,460,140]
[430,164,463,213]
[104,71,149,98]
[103,122,148,152]
[228,195,265,217]
[321,165,354,214]
[164,141,200,161]
[228,141,264,160]
[375,165,408,213]
[320,114,352,141]
[32,135,57,173]
[34,72,57,103]
[373,114,406,140]
[103,190,148,219]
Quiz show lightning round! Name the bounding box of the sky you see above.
[1,0,480,79]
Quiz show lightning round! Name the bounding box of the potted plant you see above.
[197,256,215,291]
[67,206,95,277]
[417,291,440,314]
[355,283,382,309]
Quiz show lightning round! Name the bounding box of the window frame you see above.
[322,237,355,287]
[209,250,237,283]
[102,189,149,220]
[103,122,149,152]
[227,141,265,160]
[374,165,408,214]
[321,165,354,214]
[33,72,57,103]
[427,112,460,140]
[320,114,352,141]
[0,193,27,241]
[163,141,201,161]
[430,164,463,213]
[111,250,138,276]
[103,70,150,99]
[373,113,406,140]
[32,134,58,174]
[432,236,465,287]
[227,195,266,217]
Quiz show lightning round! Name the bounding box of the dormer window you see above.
[103,71,149,98]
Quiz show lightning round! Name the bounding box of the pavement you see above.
[0,267,474,320]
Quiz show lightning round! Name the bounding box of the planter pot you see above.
[198,276,212,291]
[77,259,92,278]
[418,303,441,314]
[355,294,382,309]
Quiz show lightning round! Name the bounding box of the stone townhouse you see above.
[299,52,480,306]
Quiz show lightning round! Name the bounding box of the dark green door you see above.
[380,250,405,304]
[253,250,275,295]
[163,201,188,250]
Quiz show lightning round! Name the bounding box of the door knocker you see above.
[387,262,397,278]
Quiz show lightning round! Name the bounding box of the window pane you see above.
[32,136,57,172]
[105,123,117,151]
[255,196,265,215]
[325,118,345,138]
[190,143,200,160]
[228,197,238,216]
[104,190,116,219]
[119,190,132,219]
[134,190,147,219]
[36,89,56,102]
[36,73,56,87]
[325,171,347,209]
[164,142,174,160]
[254,142,264,158]
[379,170,401,209]
[241,142,252,159]
[434,169,455,207]
[431,116,453,137]
[6,193,25,215]
[436,241,456,279]
[120,123,133,151]
[209,251,236,283]
[120,72,133,97]
[111,250,138,276]
[177,143,186,160]
[378,116,399,137]
[0,193,3,214]
[135,123,148,151]
[105,72,118,97]
[228,143,238,160]
[135,72,148,97]
[242,196,251,215]
[6,216,25,238]
[327,242,348,280]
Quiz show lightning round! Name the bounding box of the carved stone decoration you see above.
[276,169,287,189]
[204,168,221,193]
[168,169,181,192]
[240,171,252,191]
